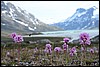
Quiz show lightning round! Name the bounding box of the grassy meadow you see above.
[1,36,99,66]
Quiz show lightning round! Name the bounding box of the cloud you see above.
[4,1,99,24]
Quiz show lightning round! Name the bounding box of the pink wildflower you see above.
[46,44,51,49]
[14,35,23,43]
[63,38,70,43]
[10,32,17,39]
[79,33,91,45]
[44,44,52,54]
[69,52,74,57]
[90,48,94,54]
[54,47,62,53]
[62,43,68,50]
[44,48,52,54]
[70,47,77,56]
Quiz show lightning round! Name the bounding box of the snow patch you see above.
[9,8,15,19]
[34,19,39,24]
[92,21,95,26]
[28,26,36,31]
[77,12,86,17]
[32,22,36,25]
[24,10,29,15]
[34,27,36,29]
[14,19,28,26]
[13,14,17,17]
[28,27,35,31]
[16,6,21,13]
[68,13,79,22]
[22,10,30,19]
[82,26,87,30]
[91,15,95,18]
[82,22,91,30]
[32,19,39,25]
[1,23,6,25]
[87,22,91,26]
[93,8,99,15]
[65,23,69,26]
[3,1,7,5]
[2,10,7,13]
[35,21,39,24]
[30,18,34,23]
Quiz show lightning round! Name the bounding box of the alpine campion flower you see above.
[10,32,17,39]
[79,33,91,45]
[54,47,62,53]
[44,44,52,54]
[10,32,24,43]
[44,48,52,54]
[80,33,89,41]
[46,44,51,49]
[80,40,91,45]
[14,35,24,43]
[10,33,23,63]
[69,52,74,57]
[62,43,68,51]
[79,33,91,66]
[70,47,77,57]
[90,48,94,54]
[10,32,17,61]
[63,38,70,43]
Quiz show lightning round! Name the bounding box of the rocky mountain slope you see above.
[51,6,99,30]
[1,1,63,36]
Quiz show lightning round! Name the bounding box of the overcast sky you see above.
[4,1,99,24]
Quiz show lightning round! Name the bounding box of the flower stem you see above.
[85,46,87,66]
[13,43,15,62]
[81,45,83,66]
[18,43,20,65]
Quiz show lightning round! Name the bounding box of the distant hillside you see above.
[51,6,99,30]
[1,1,64,36]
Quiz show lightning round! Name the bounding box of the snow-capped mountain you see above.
[51,6,99,30]
[1,1,63,35]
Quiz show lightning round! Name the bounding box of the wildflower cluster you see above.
[62,43,68,51]
[79,33,91,45]
[2,32,98,66]
[10,32,23,43]
[44,44,52,54]
[70,47,77,57]
[54,47,62,53]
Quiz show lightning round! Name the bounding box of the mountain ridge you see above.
[1,1,64,36]
[50,6,99,30]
